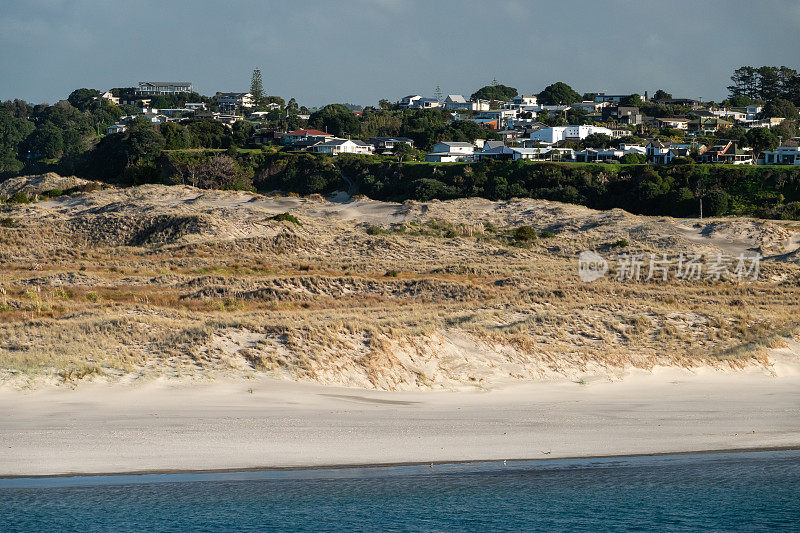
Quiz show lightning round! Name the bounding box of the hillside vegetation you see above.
[1,176,799,389]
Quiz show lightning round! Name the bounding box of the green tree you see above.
[160,122,193,150]
[0,109,34,172]
[26,123,64,158]
[652,89,672,101]
[125,124,165,164]
[392,142,414,161]
[705,190,730,216]
[620,153,646,164]
[581,133,613,149]
[286,98,300,116]
[761,99,799,120]
[620,94,643,107]
[744,127,779,159]
[728,94,754,107]
[187,118,232,148]
[728,66,760,100]
[67,88,101,111]
[470,84,518,102]
[231,120,256,147]
[309,104,361,137]
[250,69,264,108]
[538,82,581,105]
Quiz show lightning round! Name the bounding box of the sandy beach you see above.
[2,363,799,477]
[2,181,800,478]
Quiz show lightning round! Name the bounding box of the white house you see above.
[99,91,120,105]
[760,146,800,166]
[746,117,786,128]
[412,97,441,109]
[646,141,693,164]
[136,81,193,95]
[711,108,747,122]
[310,138,374,155]
[745,105,763,121]
[474,142,515,161]
[444,95,490,111]
[594,93,643,103]
[655,117,690,130]
[512,95,538,106]
[575,144,647,163]
[216,92,254,111]
[184,102,208,111]
[425,141,474,162]
[528,125,614,144]
[106,123,127,135]
[399,95,423,108]
[502,95,538,110]
[248,111,272,119]
[370,137,414,154]
[510,147,575,161]
[570,100,611,112]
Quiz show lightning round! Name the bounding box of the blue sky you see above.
[1,0,799,106]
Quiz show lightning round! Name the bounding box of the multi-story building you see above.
[760,146,800,165]
[136,81,193,95]
[216,92,254,111]
[528,125,614,144]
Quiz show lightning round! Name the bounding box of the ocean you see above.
[1,451,799,532]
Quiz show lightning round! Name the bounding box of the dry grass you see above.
[1,182,799,389]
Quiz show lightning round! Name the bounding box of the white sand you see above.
[2,365,799,477]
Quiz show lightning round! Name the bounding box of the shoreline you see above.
[3,368,800,478]
[3,445,800,480]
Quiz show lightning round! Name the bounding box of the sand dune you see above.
[1,178,799,391]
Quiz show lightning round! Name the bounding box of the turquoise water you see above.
[1,451,799,532]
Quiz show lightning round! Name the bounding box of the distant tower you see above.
[434,84,443,103]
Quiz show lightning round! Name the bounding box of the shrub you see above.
[620,153,646,164]
[385,270,399,277]
[615,238,629,248]
[0,217,15,228]
[8,192,30,204]
[512,225,538,242]
[40,189,64,199]
[366,225,387,235]
[704,190,730,217]
[540,230,555,238]
[781,202,800,221]
[270,212,301,225]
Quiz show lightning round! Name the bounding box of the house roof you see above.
[139,81,191,86]
[284,129,332,137]
[370,137,413,142]
[316,138,372,147]
[425,152,473,157]
[446,94,468,103]
[482,141,506,150]
[290,139,323,148]
[436,141,473,148]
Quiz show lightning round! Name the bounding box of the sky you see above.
[2,0,800,107]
